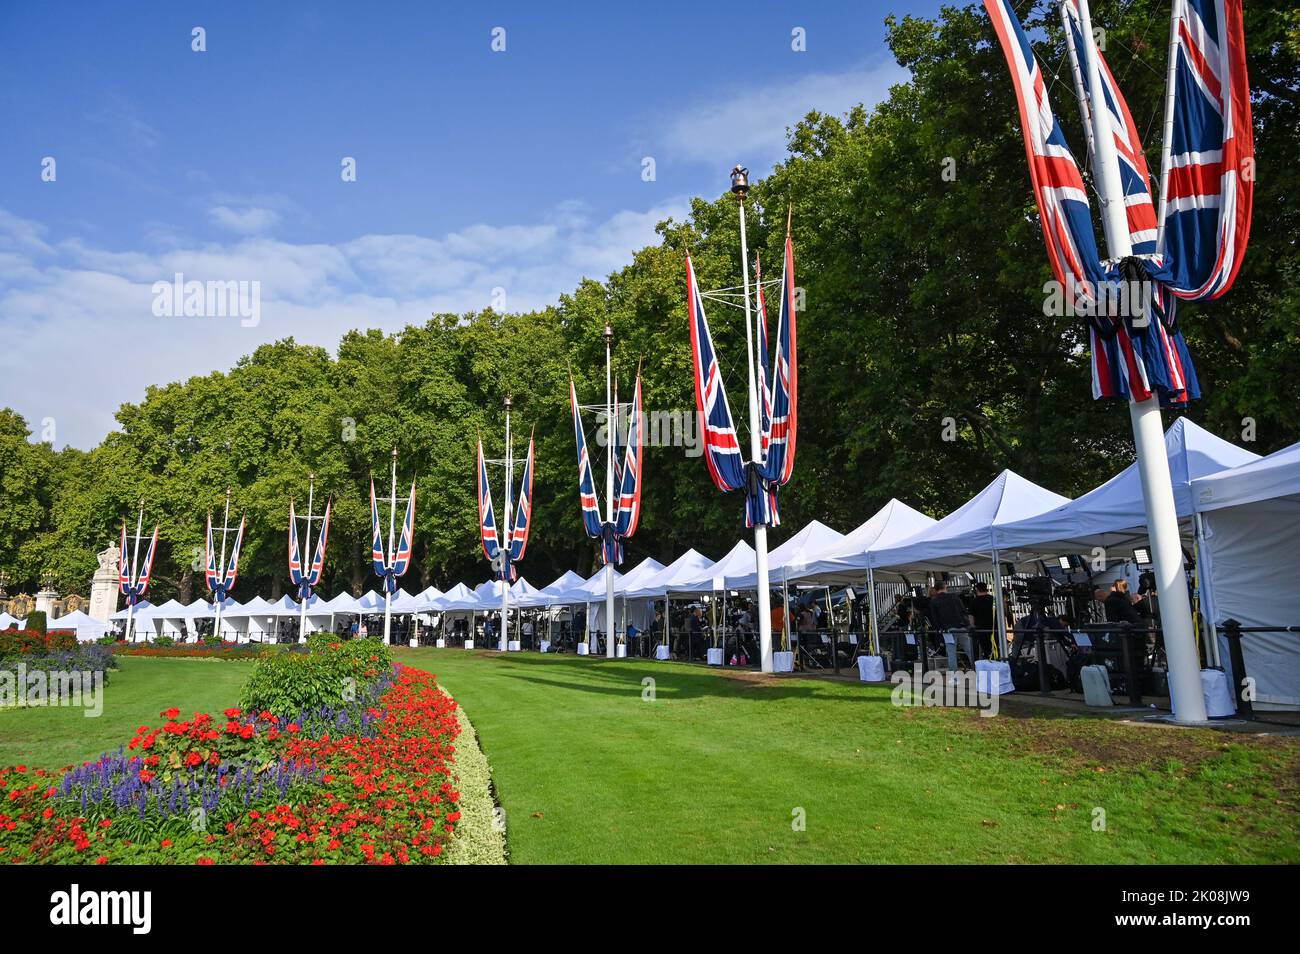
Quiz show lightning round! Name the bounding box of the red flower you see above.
[162,707,180,719]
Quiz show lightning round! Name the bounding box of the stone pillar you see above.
[35,587,59,619]
[89,543,121,624]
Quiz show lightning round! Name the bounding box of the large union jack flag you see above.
[507,435,535,571]
[1059,0,1159,255]
[288,498,331,598]
[205,512,245,601]
[983,0,1238,407]
[371,477,415,594]
[1159,0,1254,301]
[118,522,159,605]
[686,252,746,495]
[476,439,501,564]
[569,372,644,566]
[686,236,798,528]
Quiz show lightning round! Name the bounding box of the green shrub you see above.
[26,611,46,636]
[152,634,175,648]
[240,637,391,717]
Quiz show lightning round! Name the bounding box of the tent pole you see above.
[1193,513,1220,668]
[991,550,1008,659]
[867,564,879,657]
[1076,0,1206,722]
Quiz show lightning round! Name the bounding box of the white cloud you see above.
[209,205,282,234]
[658,61,906,170]
[0,198,688,450]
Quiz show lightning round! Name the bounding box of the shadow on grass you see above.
[399,648,896,707]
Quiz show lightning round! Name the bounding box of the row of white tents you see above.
[15,419,1299,709]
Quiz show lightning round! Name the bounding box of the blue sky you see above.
[0,0,940,447]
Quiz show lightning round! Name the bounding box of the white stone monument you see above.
[88,543,121,624]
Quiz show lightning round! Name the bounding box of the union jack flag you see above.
[613,372,643,541]
[289,499,330,598]
[754,234,798,510]
[1059,0,1159,255]
[205,512,244,600]
[370,479,387,576]
[307,498,331,589]
[686,252,746,495]
[507,435,535,570]
[477,439,502,563]
[119,523,159,605]
[569,378,605,540]
[1159,0,1254,301]
[687,237,798,528]
[984,0,1211,407]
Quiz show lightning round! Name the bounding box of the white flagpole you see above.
[298,475,314,643]
[1075,0,1206,722]
[125,499,144,644]
[501,397,513,651]
[384,448,397,645]
[215,487,231,644]
[733,167,775,674]
[604,325,617,658]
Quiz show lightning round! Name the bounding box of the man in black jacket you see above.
[970,581,996,660]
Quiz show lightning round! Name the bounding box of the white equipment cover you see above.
[728,519,844,590]
[668,540,755,594]
[45,610,112,642]
[869,470,1069,572]
[622,548,714,599]
[785,500,937,584]
[993,419,1258,556]
[1192,439,1300,709]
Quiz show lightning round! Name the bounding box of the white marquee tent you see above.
[623,549,714,599]
[786,499,938,585]
[991,418,1258,556]
[1191,439,1300,709]
[729,520,845,591]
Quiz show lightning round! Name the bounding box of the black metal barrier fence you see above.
[1217,619,1300,720]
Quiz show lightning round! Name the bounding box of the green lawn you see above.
[397,648,1300,865]
[0,657,254,770]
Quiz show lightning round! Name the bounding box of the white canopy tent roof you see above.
[869,470,1070,573]
[728,520,845,590]
[47,610,112,641]
[991,418,1258,557]
[785,499,938,585]
[111,600,154,620]
[184,596,242,619]
[319,591,363,614]
[0,612,26,629]
[430,583,481,612]
[1191,437,1300,513]
[518,571,587,607]
[510,577,541,603]
[408,586,444,613]
[270,593,332,616]
[226,595,278,618]
[565,565,623,603]
[615,557,665,597]
[669,540,755,595]
[623,549,714,599]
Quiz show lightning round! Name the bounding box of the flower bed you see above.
[0,629,79,658]
[0,661,463,864]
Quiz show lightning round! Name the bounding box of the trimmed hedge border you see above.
[444,699,507,865]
